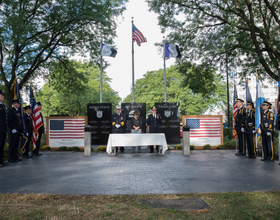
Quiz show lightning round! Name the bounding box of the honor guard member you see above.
[7,99,23,162]
[111,105,126,153]
[34,102,44,156]
[235,98,246,156]
[260,101,274,162]
[23,105,32,158]
[245,101,256,158]
[0,90,9,167]
[147,107,162,153]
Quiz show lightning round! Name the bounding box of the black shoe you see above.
[23,154,32,159]
[120,151,124,153]
[265,160,274,162]
[8,159,17,162]
[261,158,267,161]
[0,163,4,167]
[3,161,9,166]
[248,157,256,159]
[16,157,23,161]
[235,153,241,156]
[34,153,42,156]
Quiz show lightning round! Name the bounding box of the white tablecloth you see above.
[106,133,168,155]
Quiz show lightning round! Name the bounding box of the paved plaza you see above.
[0,149,280,195]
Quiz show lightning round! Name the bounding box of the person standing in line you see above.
[111,105,126,153]
[130,110,142,153]
[260,101,275,162]
[235,98,246,156]
[7,99,22,162]
[147,106,162,153]
[245,101,256,159]
[0,90,9,167]
[34,102,44,156]
[23,105,32,158]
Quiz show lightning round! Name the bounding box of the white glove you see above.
[26,133,28,137]
[267,132,271,136]
[115,124,121,129]
[252,130,256,134]
[241,128,245,132]
[12,129,17,133]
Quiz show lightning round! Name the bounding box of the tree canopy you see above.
[148,0,280,82]
[123,65,227,115]
[36,59,121,116]
[0,0,126,107]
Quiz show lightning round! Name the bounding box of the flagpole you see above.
[278,67,280,165]
[100,37,103,103]
[132,18,135,103]
[255,76,258,157]
[163,37,167,102]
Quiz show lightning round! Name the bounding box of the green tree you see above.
[123,65,227,115]
[36,59,120,116]
[148,0,280,81]
[0,0,126,108]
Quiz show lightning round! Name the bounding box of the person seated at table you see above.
[111,105,126,153]
[130,110,142,153]
[147,106,162,153]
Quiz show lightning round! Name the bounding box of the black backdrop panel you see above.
[155,102,180,144]
[87,103,112,145]
[121,103,146,133]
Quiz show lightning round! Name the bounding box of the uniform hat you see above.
[0,90,4,96]
[262,100,272,106]
[236,98,244,103]
[12,99,20,104]
[246,101,254,107]
[152,106,157,111]
[116,105,121,109]
[37,102,42,106]
[24,105,31,110]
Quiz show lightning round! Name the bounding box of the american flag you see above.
[185,118,221,138]
[132,24,147,46]
[233,84,238,140]
[30,84,43,150]
[49,119,85,139]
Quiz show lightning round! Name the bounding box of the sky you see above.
[103,0,175,100]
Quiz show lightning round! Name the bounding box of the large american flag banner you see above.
[184,116,222,146]
[233,84,238,140]
[48,117,86,147]
[30,84,43,150]
[132,24,147,46]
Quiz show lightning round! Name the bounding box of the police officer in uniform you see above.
[260,101,274,162]
[34,102,44,156]
[245,101,256,158]
[7,99,23,162]
[147,107,162,153]
[23,105,32,158]
[111,105,126,153]
[0,90,9,167]
[235,98,246,156]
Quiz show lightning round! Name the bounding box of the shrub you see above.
[167,145,170,151]
[59,146,68,151]
[216,144,224,150]
[68,146,80,151]
[190,145,195,150]
[98,146,106,152]
[203,144,211,150]
[41,145,52,151]
[174,144,182,150]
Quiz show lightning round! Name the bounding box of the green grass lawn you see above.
[1,191,280,220]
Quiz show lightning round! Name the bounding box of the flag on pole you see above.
[101,43,117,57]
[255,76,265,137]
[233,84,238,140]
[30,84,43,150]
[132,24,147,46]
[164,43,182,58]
[245,79,252,103]
[14,78,28,153]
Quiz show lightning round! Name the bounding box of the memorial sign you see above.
[87,103,112,145]
[155,102,180,144]
[121,103,146,133]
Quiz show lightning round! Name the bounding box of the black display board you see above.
[155,102,180,144]
[87,103,112,145]
[121,103,146,133]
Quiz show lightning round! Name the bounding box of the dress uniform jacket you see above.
[235,106,246,154]
[147,113,162,133]
[7,107,21,134]
[111,113,126,133]
[0,103,7,163]
[261,110,274,161]
[245,109,256,158]
[24,113,32,156]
